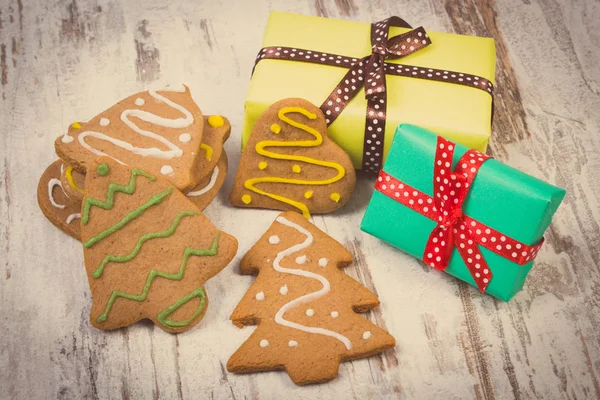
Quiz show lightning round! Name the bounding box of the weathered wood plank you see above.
[1,0,599,398]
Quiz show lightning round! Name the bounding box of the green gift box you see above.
[360,124,565,301]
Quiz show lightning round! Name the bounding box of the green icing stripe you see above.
[157,287,207,328]
[96,232,220,325]
[84,187,173,248]
[82,168,155,225]
[92,210,200,278]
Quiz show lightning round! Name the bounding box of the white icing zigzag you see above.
[273,216,352,350]
[64,86,194,165]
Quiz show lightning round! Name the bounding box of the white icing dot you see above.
[255,291,265,301]
[268,235,280,245]
[61,135,73,143]
[260,339,269,347]
[279,285,288,295]
[179,133,191,143]
[288,340,298,347]
[362,331,372,339]
[135,97,145,106]
[331,311,339,318]
[318,258,328,267]
[296,255,307,264]
[99,118,110,126]
[160,165,174,175]
[305,309,314,317]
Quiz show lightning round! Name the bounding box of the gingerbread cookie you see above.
[57,114,229,202]
[186,152,228,210]
[227,211,395,385]
[37,160,83,240]
[80,157,237,333]
[229,99,356,218]
[55,84,206,192]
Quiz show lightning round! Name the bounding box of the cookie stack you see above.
[37,91,396,385]
[37,85,238,333]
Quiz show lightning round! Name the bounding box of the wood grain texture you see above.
[1,0,599,398]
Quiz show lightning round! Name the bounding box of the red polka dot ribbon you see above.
[374,137,544,292]
[253,17,495,173]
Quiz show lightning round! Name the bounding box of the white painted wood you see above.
[1,0,598,398]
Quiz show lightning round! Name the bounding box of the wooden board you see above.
[1,0,599,398]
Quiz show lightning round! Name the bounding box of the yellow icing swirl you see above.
[65,166,86,194]
[200,143,213,161]
[243,106,346,218]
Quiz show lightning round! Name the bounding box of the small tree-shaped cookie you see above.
[81,157,238,333]
[227,211,395,385]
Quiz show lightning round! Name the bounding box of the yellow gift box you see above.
[242,12,496,169]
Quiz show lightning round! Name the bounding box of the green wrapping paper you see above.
[360,124,565,301]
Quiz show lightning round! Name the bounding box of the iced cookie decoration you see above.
[37,160,84,240]
[80,158,238,333]
[229,98,356,218]
[227,211,395,385]
[55,85,205,192]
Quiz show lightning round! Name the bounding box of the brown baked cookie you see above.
[37,160,83,240]
[55,84,205,192]
[192,115,231,184]
[229,98,356,218]
[186,152,228,210]
[80,157,238,333]
[227,211,396,385]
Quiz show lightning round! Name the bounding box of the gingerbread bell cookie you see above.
[227,211,395,385]
[230,98,356,218]
[37,160,84,240]
[80,158,237,333]
[55,84,206,192]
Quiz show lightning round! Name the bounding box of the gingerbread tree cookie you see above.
[229,99,356,218]
[55,85,205,192]
[80,157,237,333]
[227,211,395,385]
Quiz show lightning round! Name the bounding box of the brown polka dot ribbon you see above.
[374,136,544,293]
[253,16,495,172]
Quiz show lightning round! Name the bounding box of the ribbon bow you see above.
[254,17,494,173]
[320,18,431,172]
[374,137,544,292]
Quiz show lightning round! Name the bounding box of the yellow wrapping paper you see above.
[243,12,496,169]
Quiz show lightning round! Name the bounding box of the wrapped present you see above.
[243,12,496,172]
[360,124,565,301]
